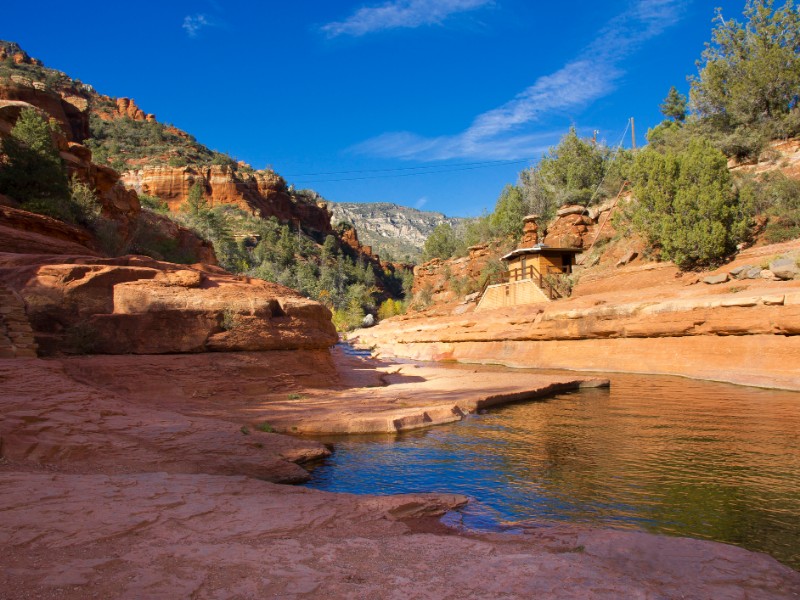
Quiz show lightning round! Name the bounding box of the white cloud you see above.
[183,14,210,37]
[352,0,687,160]
[415,196,429,209]
[322,0,494,38]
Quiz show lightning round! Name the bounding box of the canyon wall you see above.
[121,166,335,238]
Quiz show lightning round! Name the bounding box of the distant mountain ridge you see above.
[329,201,462,262]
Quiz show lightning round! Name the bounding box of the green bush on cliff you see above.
[737,171,800,242]
[628,138,749,268]
[0,108,71,217]
[519,127,609,221]
[690,1,800,135]
[422,222,459,260]
[649,0,800,160]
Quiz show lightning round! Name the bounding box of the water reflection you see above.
[304,372,800,569]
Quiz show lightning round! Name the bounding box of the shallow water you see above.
[304,369,800,569]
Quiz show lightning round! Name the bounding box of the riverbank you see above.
[353,240,800,391]
[1,349,799,598]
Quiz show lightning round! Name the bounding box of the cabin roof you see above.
[501,245,582,261]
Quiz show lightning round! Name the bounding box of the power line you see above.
[285,157,535,178]
[291,158,534,184]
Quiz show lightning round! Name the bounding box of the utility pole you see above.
[630,117,636,150]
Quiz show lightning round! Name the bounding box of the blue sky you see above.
[4,0,746,217]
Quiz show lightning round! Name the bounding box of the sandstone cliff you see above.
[0,253,337,355]
[0,99,215,265]
[121,166,334,237]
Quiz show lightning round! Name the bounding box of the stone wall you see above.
[477,280,549,311]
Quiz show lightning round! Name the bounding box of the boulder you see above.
[760,269,779,281]
[703,273,729,285]
[362,314,376,328]
[770,257,800,281]
[616,251,638,268]
[744,266,763,279]
[729,265,749,278]
[556,205,586,217]
[464,291,481,303]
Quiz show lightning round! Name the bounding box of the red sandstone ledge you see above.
[0,350,798,598]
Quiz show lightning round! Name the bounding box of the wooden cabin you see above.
[501,244,582,282]
[476,215,582,310]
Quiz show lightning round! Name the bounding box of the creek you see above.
[304,366,800,569]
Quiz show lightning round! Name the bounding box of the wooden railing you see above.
[479,265,565,300]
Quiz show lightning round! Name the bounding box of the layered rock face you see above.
[0,254,337,355]
[731,138,800,180]
[330,201,463,262]
[412,243,503,307]
[356,239,800,390]
[121,165,334,237]
[0,203,100,256]
[0,99,141,239]
[0,83,91,142]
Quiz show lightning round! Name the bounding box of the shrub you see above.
[410,284,434,311]
[519,127,609,219]
[220,308,239,331]
[138,194,169,213]
[629,138,749,268]
[168,156,187,168]
[69,176,102,226]
[738,171,800,242]
[0,108,70,216]
[423,222,458,260]
[489,185,527,241]
[377,298,405,320]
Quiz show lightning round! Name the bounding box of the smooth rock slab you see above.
[704,273,729,285]
[0,471,797,600]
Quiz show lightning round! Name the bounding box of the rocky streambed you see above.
[1,347,799,598]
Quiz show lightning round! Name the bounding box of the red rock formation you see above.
[411,242,505,307]
[0,86,90,142]
[0,253,337,355]
[519,215,540,247]
[0,44,42,66]
[0,284,38,358]
[0,204,100,255]
[113,97,151,121]
[121,165,334,237]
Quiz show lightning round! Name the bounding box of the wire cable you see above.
[285,157,536,178]
[290,158,534,184]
